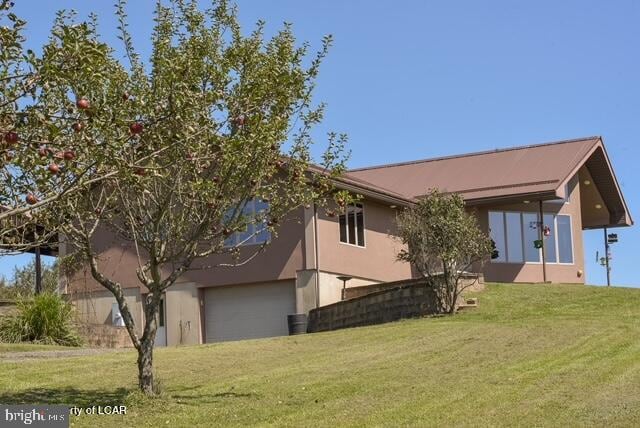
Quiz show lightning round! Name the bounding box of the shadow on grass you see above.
[0,387,131,407]
[0,385,259,408]
[170,385,259,405]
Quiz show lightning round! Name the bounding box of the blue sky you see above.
[1,1,638,287]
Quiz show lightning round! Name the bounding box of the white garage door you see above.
[205,281,296,342]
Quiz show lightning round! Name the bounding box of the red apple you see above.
[63,150,76,161]
[48,164,60,174]
[38,146,49,157]
[234,115,245,126]
[25,194,38,205]
[4,131,18,145]
[76,97,90,110]
[72,122,84,133]
[134,167,146,176]
[129,122,144,135]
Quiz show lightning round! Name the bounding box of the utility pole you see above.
[604,227,611,287]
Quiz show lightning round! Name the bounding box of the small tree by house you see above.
[396,190,492,314]
[25,0,348,395]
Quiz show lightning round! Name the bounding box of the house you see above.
[60,136,632,345]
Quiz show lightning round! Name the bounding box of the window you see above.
[557,215,573,263]
[505,212,523,263]
[489,211,573,265]
[543,213,557,263]
[224,199,271,247]
[522,213,541,263]
[339,203,365,247]
[489,212,506,262]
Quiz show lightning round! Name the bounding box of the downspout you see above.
[313,203,320,308]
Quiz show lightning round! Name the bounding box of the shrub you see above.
[396,190,492,314]
[0,292,82,346]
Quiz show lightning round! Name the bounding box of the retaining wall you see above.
[76,323,134,348]
[308,274,482,333]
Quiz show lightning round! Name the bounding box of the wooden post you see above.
[538,201,547,283]
[35,246,42,294]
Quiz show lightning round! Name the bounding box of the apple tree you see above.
[1,0,127,252]
[32,0,349,395]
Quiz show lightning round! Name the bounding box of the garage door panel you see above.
[205,281,295,342]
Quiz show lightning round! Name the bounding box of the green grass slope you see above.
[1,283,640,427]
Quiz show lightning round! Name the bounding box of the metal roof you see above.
[345,136,632,227]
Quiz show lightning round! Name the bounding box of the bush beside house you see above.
[0,293,82,347]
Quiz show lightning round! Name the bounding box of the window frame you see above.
[488,210,574,266]
[223,199,271,248]
[339,202,366,248]
[555,214,575,265]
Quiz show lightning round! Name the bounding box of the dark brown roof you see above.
[345,136,632,227]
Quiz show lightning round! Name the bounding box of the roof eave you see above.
[332,179,415,207]
[463,190,559,206]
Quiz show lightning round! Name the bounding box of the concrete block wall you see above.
[76,323,134,348]
[343,273,484,300]
[307,280,440,333]
[308,274,484,333]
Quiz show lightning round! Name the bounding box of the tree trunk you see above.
[137,338,155,394]
[137,291,160,395]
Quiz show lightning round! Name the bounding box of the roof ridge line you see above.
[348,136,602,172]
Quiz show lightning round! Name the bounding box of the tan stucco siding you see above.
[178,211,306,287]
[317,271,382,307]
[477,175,585,284]
[66,208,307,294]
[69,288,143,336]
[315,199,412,283]
[165,283,201,346]
[65,226,149,293]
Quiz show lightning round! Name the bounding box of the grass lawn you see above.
[0,343,68,353]
[1,283,640,427]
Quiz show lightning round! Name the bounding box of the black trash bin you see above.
[287,314,308,335]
